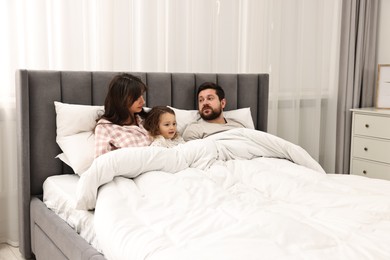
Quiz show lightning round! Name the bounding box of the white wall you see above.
[377,0,390,64]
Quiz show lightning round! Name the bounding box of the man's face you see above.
[198,89,226,121]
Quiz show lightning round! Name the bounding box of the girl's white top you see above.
[150,135,185,148]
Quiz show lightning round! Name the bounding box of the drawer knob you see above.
[363,170,367,175]
[365,124,369,128]
[364,147,368,151]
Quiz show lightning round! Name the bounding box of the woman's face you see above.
[129,95,145,114]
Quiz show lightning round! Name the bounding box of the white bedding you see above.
[75,128,390,260]
[42,174,101,252]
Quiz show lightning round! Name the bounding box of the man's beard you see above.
[200,106,222,121]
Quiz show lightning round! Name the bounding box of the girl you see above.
[144,106,185,148]
[94,73,152,157]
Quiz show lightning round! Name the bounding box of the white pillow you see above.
[168,106,255,135]
[55,101,104,137]
[225,108,255,129]
[56,132,96,174]
[168,107,200,134]
[54,101,104,175]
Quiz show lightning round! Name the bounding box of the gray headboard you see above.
[15,70,269,257]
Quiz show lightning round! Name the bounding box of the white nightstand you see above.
[350,108,390,180]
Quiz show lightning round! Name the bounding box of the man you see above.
[182,82,245,141]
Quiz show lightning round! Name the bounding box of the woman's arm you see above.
[94,123,112,158]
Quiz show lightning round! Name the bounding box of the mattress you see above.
[42,174,102,253]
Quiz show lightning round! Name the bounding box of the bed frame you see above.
[15,70,269,260]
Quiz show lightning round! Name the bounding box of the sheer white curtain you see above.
[0,0,341,245]
[129,0,342,172]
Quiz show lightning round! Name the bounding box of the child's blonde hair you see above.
[144,106,178,138]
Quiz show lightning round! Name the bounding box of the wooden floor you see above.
[0,244,25,260]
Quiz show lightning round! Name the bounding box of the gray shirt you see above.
[182,118,245,141]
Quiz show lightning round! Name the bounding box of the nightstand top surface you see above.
[350,107,390,115]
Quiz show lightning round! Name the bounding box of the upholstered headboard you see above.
[15,70,269,257]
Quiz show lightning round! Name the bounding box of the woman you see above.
[94,73,152,157]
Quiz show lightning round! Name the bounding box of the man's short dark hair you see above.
[197,82,225,100]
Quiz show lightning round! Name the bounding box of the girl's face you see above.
[129,95,145,115]
[158,112,177,139]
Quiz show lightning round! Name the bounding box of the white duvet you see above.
[75,129,390,260]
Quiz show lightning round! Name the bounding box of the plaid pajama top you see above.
[94,115,152,158]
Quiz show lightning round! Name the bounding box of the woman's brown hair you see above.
[97,73,148,126]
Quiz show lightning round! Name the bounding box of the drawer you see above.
[354,113,390,139]
[351,158,390,181]
[352,136,390,164]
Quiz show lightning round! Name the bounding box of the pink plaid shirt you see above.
[94,115,152,158]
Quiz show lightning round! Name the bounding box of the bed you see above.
[15,70,269,259]
[16,70,390,260]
